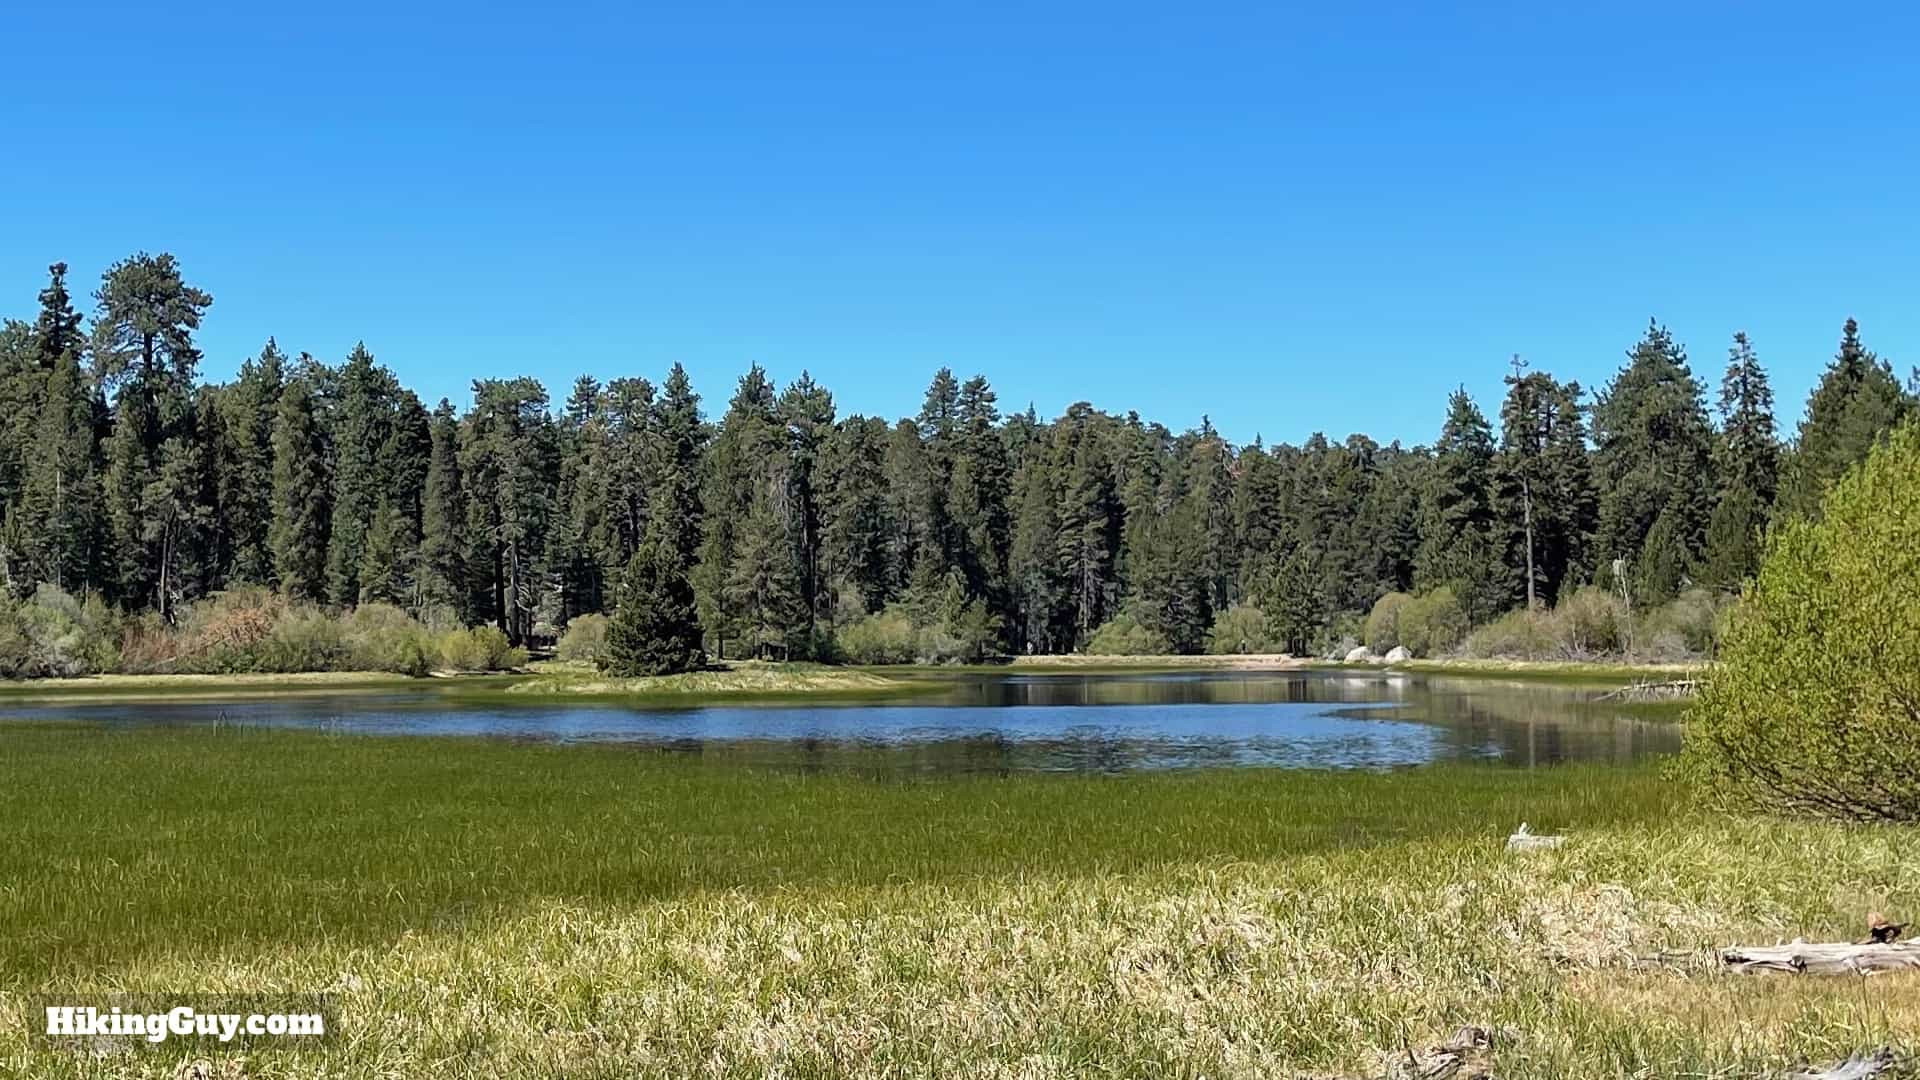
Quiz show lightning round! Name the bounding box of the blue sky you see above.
[3,1,1916,446]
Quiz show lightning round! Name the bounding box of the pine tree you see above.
[779,371,836,638]
[461,378,558,644]
[724,480,804,659]
[270,376,332,602]
[92,254,212,614]
[1700,332,1779,586]
[820,415,896,618]
[419,400,468,617]
[1592,320,1714,603]
[695,365,779,658]
[603,527,706,676]
[1779,318,1912,518]
[326,344,399,605]
[1494,369,1595,607]
[18,349,103,593]
[1416,388,1506,622]
[218,340,287,585]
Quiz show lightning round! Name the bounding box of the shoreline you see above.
[0,653,1707,703]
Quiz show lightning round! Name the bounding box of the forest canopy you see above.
[0,255,1914,668]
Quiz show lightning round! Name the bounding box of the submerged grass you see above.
[0,726,1915,1077]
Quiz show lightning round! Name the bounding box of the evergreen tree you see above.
[820,415,896,618]
[1416,388,1505,622]
[1700,332,1779,586]
[1494,369,1595,607]
[217,340,287,585]
[92,254,212,615]
[269,375,331,602]
[325,343,400,605]
[1779,318,1912,518]
[418,399,468,617]
[603,527,706,676]
[695,365,780,657]
[18,349,103,593]
[1592,320,1714,604]
[461,378,557,644]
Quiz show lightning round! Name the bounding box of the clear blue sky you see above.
[3,1,1915,446]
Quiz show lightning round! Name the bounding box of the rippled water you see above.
[0,669,1680,774]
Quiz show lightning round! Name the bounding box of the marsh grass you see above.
[1,727,1916,1077]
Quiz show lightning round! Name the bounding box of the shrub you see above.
[1207,605,1274,655]
[833,609,916,665]
[344,603,435,677]
[1396,588,1467,657]
[255,607,349,672]
[556,613,611,663]
[437,626,525,672]
[1641,587,1726,657]
[1362,592,1414,653]
[1550,586,1627,657]
[1462,608,1554,660]
[9,586,121,676]
[1085,612,1169,656]
[1678,421,1920,818]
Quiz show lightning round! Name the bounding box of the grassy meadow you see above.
[0,723,1916,1078]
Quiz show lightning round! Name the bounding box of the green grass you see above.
[1379,656,1710,686]
[1,726,1916,1077]
[492,659,938,704]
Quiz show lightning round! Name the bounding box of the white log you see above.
[1721,941,1920,975]
[1506,822,1566,852]
[1791,1048,1899,1079]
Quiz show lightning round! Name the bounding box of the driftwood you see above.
[1790,1048,1900,1079]
[1721,940,1920,975]
[1595,679,1700,702]
[1505,823,1565,852]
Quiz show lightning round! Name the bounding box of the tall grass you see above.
[1,730,1915,1076]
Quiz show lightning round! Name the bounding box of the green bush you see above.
[1206,605,1274,654]
[436,626,525,672]
[1396,588,1467,657]
[1461,608,1554,660]
[344,603,435,677]
[556,613,611,663]
[1361,592,1414,653]
[837,609,919,665]
[7,586,122,676]
[1679,421,1920,819]
[1084,612,1170,656]
[255,607,349,672]
[1550,586,1627,657]
[1641,588,1726,658]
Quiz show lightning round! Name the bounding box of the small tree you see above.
[1679,421,1920,818]
[603,533,706,677]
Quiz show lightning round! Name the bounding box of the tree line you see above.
[1,254,1914,665]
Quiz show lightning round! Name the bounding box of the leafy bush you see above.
[556,613,611,663]
[1550,586,1627,657]
[1461,608,1554,660]
[345,603,435,677]
[1085,612,1170,656]
[255,607,349,672]
[1361,592,1414,653]
[1206,605,1274,654]
[835,609,919,665]
[4,586,122,676]
[1678,421,1920,818]
[436,626,525,672]
[1396,589,1467,657]
[1641,588,1726,657]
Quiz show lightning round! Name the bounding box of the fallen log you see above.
[1721,941,1920,975]
[1791,1048,1899,1079]
[1505,823,1565,852]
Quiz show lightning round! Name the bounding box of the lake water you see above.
[0,669,1680,775]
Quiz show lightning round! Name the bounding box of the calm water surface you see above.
[0,669,1679,775]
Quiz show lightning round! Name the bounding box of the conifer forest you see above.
[1,254,1914,670]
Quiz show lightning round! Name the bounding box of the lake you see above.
[0,669,1680,775]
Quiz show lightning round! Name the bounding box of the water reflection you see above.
[0,669,1680,775]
